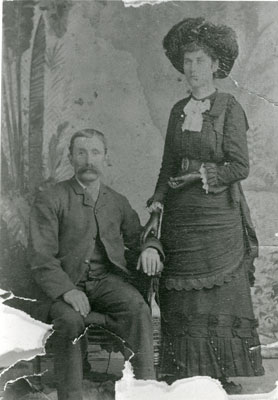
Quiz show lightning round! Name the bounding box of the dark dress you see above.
[152,91,264,379]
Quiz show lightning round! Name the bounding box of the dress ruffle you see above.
[159,313,264,378]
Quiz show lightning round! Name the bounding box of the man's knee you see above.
[127,294,151,321]
[51,303,85,340]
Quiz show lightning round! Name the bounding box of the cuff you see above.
[201,163,228,193]
[204,163,218,186]
[199,164,209,194]
[147,201,163,213]
[141,237,165,261]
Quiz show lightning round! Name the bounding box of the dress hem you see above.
[159,335,264,379]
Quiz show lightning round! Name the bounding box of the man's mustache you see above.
[78,165,99,174]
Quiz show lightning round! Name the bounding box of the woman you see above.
[143,18,264,394]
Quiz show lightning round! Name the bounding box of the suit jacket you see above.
[28,177,163,319]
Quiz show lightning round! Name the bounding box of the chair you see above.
[32,277,161,383]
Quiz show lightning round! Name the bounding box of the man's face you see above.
[69,136,106,184]
[183,49,218,89]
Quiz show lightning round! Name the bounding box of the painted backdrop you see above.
[1,0,278,350]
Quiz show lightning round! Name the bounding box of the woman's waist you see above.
[162,191,242,233]
[164,183,232,209]
[177,157,225,175]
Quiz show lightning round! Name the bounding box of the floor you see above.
[1,348,277,399]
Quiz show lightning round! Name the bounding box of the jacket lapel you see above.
[209,92,229,117]
[95,182,108,211]
[69,176,95,208]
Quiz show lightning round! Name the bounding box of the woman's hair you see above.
[69,129,107,154]
[163,18,239,79]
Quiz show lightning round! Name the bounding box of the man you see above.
[28,129,163,400]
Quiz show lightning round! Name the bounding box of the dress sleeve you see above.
[205,96,250,187]
[151,105,179,204]
[120,196,164,259]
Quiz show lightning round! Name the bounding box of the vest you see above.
[79,203,112,281]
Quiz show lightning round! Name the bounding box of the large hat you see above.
[163,17,239,79]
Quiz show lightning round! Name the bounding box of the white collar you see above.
[75,176,100,202]
[182,97,211,132]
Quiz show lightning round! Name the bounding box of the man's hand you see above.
[137,248,163,276]
[63,289,91,318]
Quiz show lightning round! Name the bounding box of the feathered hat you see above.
[163,17,239,79]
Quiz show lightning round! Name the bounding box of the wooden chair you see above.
[32,275,161,383]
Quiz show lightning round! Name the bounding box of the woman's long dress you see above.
[152,91,264,379]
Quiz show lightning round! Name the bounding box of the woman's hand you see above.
[168,172,201,189]
[141,211,160,242]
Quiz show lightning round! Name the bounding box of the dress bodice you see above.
[173,91,226,163]
[152,91,249,204]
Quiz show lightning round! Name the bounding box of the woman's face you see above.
[183,49,219,89]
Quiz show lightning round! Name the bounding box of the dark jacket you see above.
[28,177,163,319]
[153,92,250,204]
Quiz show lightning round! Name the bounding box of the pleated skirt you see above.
[158,185,264,378]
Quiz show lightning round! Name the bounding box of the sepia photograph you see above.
[0,1,278,399]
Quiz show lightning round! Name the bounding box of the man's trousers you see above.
[49,272,155,400]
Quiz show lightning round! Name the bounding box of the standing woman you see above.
[143,18,264,394]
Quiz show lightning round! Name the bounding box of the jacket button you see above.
[84,259,90,264]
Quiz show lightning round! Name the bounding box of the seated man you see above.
[28,129,163,400]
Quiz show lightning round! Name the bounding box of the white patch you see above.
[0,288,53,373]
[116,361,229,400]
[123,0,173,8]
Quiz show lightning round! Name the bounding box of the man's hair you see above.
[69,129,108,155]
